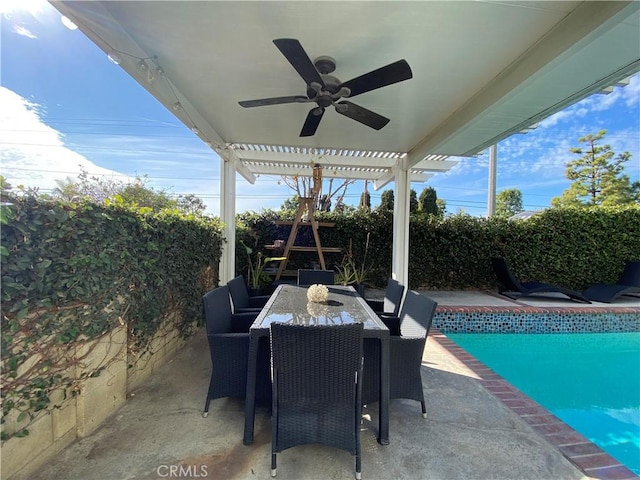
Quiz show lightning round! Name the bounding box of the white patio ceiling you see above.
[50,1,640,285]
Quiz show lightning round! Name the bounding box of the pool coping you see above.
[430,329,640,480]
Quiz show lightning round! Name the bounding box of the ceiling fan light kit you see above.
[238,38,413,137]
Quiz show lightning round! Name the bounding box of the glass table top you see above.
[252,284,385,331]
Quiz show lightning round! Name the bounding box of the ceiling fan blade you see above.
[239,96,310,108]
[339,59,413,98]
[300,108,324,137]
[273,38,325,88]
[335,101,390,130]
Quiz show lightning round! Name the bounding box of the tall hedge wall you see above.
[1,196,224,439]
[236,206,640,290]
[1,196,224,349]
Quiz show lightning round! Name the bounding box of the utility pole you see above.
[487,144,497,217]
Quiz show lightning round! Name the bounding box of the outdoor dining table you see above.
[242,284,390,445]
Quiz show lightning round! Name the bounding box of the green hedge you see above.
[236,206,640,290]
[1,196,224,349]
[1,195,223,438]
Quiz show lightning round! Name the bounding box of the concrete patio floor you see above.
[23,290,639,480]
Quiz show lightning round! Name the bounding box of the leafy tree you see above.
[318,194,331,212]
[118,181,175,210]
[552,130,639,207]
[418,186,441,216]
[0,175,11,196]
[409,189,418,213]
[53,168,123,204]
[495,188,523,218]
[1,176,40,200]
[280,175,354,212]
[359,190,371,211]
[378,189,394,211]
[177,194,207,215]
[378,189,418,212]
[280,195,300,212]
[333,200,356,214]
[375,188,418,212]
[436,198,447,217]
[359,180,371,211]
[49,166,205,214]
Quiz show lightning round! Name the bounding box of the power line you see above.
[7,176,555,207]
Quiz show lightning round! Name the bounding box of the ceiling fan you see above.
[238,38,413,137]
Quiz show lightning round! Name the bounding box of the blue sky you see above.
[2,1,639,217]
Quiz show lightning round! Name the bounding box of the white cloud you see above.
[584,74,640,112]
[540,73,640,129]
[621,74,640,108]
[583,92,617,112]
[0,0,47,16]
[0,87,129,194]
[13,25,37,38]
[540,109,574,128]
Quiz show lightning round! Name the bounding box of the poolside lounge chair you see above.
[490,257,591,304]
[582,260,640,303]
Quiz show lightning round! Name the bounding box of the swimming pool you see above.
[445,332,640,475]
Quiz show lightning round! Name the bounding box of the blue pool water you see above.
[446,332,640,474]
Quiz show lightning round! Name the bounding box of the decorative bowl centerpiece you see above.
[306,283,329,303]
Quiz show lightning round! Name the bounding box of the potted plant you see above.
[336,233,371,297]
[240,240,285,295]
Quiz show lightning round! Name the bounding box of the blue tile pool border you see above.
[433,305,640,333]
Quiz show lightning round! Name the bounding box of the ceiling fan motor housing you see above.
[314,55,336,74]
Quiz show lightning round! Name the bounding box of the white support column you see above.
[392,166,410,288]
[219,155,236,284]
[487,144,497,217]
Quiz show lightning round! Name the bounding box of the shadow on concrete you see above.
[23,330,588,480]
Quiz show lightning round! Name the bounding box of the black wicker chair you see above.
[362,290,437,418]
[228,275,270,313]
[583,260,640,303]
[297,269,335,286]
[366,278,405,317]
[202,285,265,417]
[269,323,364,479]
